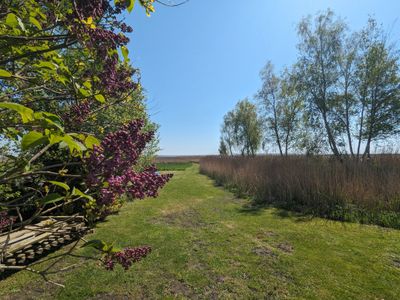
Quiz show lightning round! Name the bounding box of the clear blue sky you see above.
[126,0,400,155]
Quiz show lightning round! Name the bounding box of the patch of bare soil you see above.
[255,230,277,240]
[276,242,294,254]
[393,258,400,268]
[252,247,277,258]
[2,282,59,300]
[90,292,132,300]
[164,279,196,298]
[153,208,207,229]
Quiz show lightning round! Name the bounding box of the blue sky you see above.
[126,0,400,155]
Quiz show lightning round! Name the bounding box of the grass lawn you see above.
[155,162,193,171]
[1,164,399,299]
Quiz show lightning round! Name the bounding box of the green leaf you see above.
[79,88,91,97]
[36,61,57,70]
[69,133,86,141]
[127,0,136,12]
[0,102,34,123]
[0,69,12,77]
[121,46,129,61]
[5,13,18,27]
[61,135,87,154]
[103,243,118,253]
[39,193,64,205]
[56,75,69,85]
[94,94,105,103]
[84,135,100,149]
[72,187,94,201]
[81,240,118,253]
[37,10,47,21]
[29,16,42,30]
[83,80,92,90]
[21,131,48,150]
[48,181,70,191]
[48,133,64,145]
[81,239,107,251]
[35,112,64,132]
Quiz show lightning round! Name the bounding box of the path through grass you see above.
[1,165,399,299]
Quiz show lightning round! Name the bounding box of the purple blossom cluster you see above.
[100,55,137,96]
[120,22,133,33]
[74,0,110,20]
[104,246,152,270]
[0,211,16,232]
[88,28,129,50]
[67,1,135,98]
[85,120,172,211]
[63,100,92,125]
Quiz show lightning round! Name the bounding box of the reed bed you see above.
[200,155,400,228]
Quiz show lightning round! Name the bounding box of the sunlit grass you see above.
[155,162,193,171]
[0,165,399,299]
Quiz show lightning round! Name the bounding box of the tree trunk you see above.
[344,90,354,157]
[356,103,365,159]
[272,107,283,156]
[321,111,341,158]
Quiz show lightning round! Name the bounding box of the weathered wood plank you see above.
[1,216,87,266]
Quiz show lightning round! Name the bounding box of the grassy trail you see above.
[1,165,399,299]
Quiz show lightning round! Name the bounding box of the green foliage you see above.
[257,63,304,155]
[220,99,262,156]
[0,0,162,242]
[218,138,228,155]
[252,11,400,157]
[297,12,400,157]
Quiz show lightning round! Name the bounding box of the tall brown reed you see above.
[200,155,400,228]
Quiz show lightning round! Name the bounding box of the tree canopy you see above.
[0,0,172,270]
[220,99,262,156]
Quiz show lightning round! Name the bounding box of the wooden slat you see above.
[8,231,53,253]
[6,258,16,265]
[1,216,87,267]
[0,219,57,244]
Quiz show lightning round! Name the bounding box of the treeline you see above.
[219,10,400,158]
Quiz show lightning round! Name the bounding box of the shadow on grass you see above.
[237,202,315,223]
[236,203,270,215]
[273,209,315,222]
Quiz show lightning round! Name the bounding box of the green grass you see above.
[156,162,192,171]
[1,165,400,299]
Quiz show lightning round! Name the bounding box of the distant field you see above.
[155,156,205,163]
[156,162,193,171]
